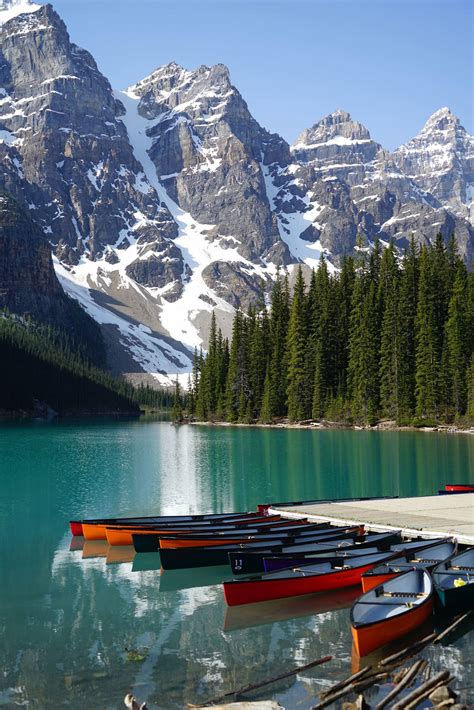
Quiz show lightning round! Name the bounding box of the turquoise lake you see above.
[0,419,473,708]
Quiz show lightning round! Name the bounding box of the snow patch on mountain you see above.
[0,0,40,25]
[55,259,192,384]
[262,162,333,271]
[117,86,277,349]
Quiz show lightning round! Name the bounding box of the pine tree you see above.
[286,266,308,421]
[379,244,400,419]
[224,310,247,422]
[415,246,440,420]
[445,265,470,417]
[268,271,290,417]
[348,270,379,424]
[397,240,418,421]
[259,361,273,423]
[171,377,183,422]
[467,354,474,421]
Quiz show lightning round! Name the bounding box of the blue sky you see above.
[51,0,472,150]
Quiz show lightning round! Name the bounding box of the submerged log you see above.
[375,659,425,709]
[391,670,450,709]
[434,611,473,644]
[379,633,436,666]
[190,655,332,708]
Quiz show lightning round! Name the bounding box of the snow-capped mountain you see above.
[0,0,472,383]
[393,107,474,223]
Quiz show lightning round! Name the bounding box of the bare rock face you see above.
[0,191,105,363]
[0,1,473,379]
[129,62,291,264]
[202,260,267,310]
[292,109,382,172]
[393,107,474,224]
[0,2,181,277]
[285,109,474,264]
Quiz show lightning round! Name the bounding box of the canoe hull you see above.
[352,596,433,657]
[104,515,284,546]
[74,511,260,539]
[69,521,83,537]
[223,561,380,607]
[444,484,474,492]
[435,583,474,611]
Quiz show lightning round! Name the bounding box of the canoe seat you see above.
[382,591,428,598]
[451,565,474,572]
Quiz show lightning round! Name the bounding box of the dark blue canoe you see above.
[432,547,474,611]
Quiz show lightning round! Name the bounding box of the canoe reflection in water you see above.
[69,536,85,553]
[105,545,136,565]
[224,586,361,632]
[82,540,109,559]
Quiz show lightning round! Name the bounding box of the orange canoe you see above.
[351,569,434,657]
[85,514,283,542]
[104,516,294,546]
[77,511,265,539]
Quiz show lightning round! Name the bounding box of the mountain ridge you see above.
[0,0,472,384]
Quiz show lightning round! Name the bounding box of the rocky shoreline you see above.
[188,418,474,435]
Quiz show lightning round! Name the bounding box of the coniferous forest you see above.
[0,315,173,415]
[187,237,474,427]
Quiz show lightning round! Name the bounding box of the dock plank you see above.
[271,494,474,544]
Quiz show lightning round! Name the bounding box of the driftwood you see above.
[312,670,386,710]
[189,654,332,708]
[320,667,371,698]
[434,610,473,644]
[379,632,436,666]
[404,676,455,710]
[375,659,425,709]
[391,670,450,709]
[352,672,389,694]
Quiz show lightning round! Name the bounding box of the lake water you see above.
[0,419,473,708]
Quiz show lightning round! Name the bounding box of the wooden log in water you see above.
[189,655,332,708]
[379,632,436,667]
[433,610,473,644]
[320,667,371,698]
[391,670,450,709]
[312,670,383,710]
[352,672,389,694]
[375,660,424,709]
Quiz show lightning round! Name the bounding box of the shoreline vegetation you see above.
[177,237,474,430]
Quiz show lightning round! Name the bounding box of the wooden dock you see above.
[270,493,474,545]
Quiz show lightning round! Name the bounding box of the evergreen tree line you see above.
[0,315,172,414]
[186,236,474,426]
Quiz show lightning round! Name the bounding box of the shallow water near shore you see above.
[0,419,473,708]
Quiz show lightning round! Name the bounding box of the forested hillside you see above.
[189,237,474,426]
[0,315,145,416]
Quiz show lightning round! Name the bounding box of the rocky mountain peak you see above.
[130,61,232,103]
[393,108,474,225]
[421,106,459,133]
[293,109,372,153]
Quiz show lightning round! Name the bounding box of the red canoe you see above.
[444,484,474,492]
[223,551,398,606]
[351,569,434,656]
